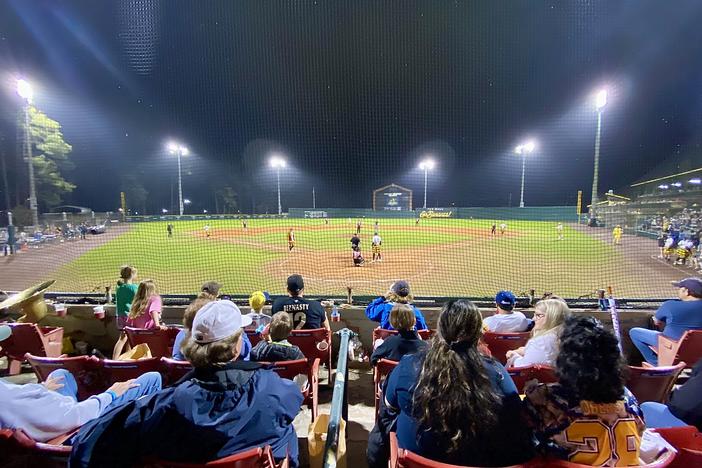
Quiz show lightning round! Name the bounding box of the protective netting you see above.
[1,1,701,299]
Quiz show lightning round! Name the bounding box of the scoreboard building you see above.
[373,183,413,211]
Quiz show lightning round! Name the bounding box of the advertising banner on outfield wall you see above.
[416,208,455,218]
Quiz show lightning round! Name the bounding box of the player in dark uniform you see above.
[491,223,497,237]
[356,220,362,235]
[351,234,361,249]
[242,219,247,229]
[167,223,173,238]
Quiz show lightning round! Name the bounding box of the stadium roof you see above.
[627,145,702,190]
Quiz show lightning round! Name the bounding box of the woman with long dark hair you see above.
[524,315,645,466]
[369,299,532,466]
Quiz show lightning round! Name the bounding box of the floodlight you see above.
[596,89,607,109]
[689,178,701,184]
[16,79,33,101]
[419,159,435,171]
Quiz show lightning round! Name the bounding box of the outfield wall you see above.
[288,206,578,221]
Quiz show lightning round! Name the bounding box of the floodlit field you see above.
[8,217,671,299]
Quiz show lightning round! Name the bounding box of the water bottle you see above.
[331,307,340,322]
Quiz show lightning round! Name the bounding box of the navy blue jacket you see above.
[69,361,303,468]
[370,330,429,366]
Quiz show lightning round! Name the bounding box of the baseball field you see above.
[0,218,687,299]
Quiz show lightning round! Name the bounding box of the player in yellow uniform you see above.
[203,225,211,238]
[287,228,295,251]
[612,225,623,245]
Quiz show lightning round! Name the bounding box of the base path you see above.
[0,225,132,292]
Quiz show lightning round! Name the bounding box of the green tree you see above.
[120,174,148,214]
[26,106,75,209]
[214,186,238,214]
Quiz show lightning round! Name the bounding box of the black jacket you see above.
[250,340,305,362]
[371,330,429,366]
[669,359,702,430]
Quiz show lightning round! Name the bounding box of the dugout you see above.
[372,183,413,211]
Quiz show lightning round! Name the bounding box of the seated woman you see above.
[250,312,304,362]
[365,280,429,330]
[70,301,303,468]
[367,299,532,467]
[524,315,645,466]
[506,298,570,367]
[370,304,429,365]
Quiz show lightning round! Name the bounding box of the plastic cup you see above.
[93,305,105,320]
[54,303,67,317]
[316,341,329,352]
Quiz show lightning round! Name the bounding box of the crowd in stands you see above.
[2,269,702,467]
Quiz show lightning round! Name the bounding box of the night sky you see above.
[1,0,701,214]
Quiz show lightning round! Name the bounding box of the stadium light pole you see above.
[590,89,607,221]
[16,79,39,227]
[514,140,536,208]
[419,158,435,209]
[167,142,189,216]
[270,155,286,215]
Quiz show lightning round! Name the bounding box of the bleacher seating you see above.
[287,328,332,386]
[626,362,686,403]
[161,357,194,386]
[506,365,558,394]
[99,357,162,387]
[482,332,531,365]
[264,358,320,419]
[125,326,181,358]
[656,330,702,368]
[374,358,399,419]
[0,323,63,375]
[153,445,282,468]
[654,426,702,467]
[25,354,103,400]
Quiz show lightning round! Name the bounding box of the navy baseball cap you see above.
[672,278,702,297]
[287,274,305,293]
[495,290,516,310]
[392,280,411,297]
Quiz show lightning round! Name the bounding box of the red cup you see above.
[93,305,105,320]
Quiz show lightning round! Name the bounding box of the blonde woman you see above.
[505,298,571,367]
[125,279,165,330]
[365,280,429,330]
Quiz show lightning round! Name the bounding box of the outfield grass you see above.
[47,218,627,297]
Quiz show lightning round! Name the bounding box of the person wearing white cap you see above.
[70,300,304,468]
[0,325,161,443]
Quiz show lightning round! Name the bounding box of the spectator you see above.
[629,278,702,365]
[247,290,272,329]
[172,297,213,361]
[250,312,304,362]
[524,316,644,465]
[69,301,303,468]
[0,325,161,443]
[370,304,429,365]
[172,281,252,361]
[367,300,532,467]
[111,265,138,359]
[365,280,429,331]
[483,290,531,333]
[271,274,329,330]
[125,279,164,329]
[506,298,571,367]
[640,359,702,431]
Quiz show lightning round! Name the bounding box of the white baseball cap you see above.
[191,300,252,344]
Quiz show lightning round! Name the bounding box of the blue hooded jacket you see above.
[69,361,303,468]
[365,297,429,330]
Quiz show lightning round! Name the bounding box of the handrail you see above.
[322,328,356,468]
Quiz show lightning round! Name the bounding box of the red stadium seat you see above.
[0,428,74,467]
[374,358,399,420]
[0,323,63,375]
[152,445,281,468]
[506,365,557,394]
[125,326,181,358]
[99,357,162,387]
[160,357,193,386]
[246,329,264,348]
[25,353,103,401]
[654,426,702,467]
[657,330,702,368]
[264,358,320,419]
[288,328,332,386]
[372,327,435,345]
[626,362,686,403]
[482,332,531,365]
